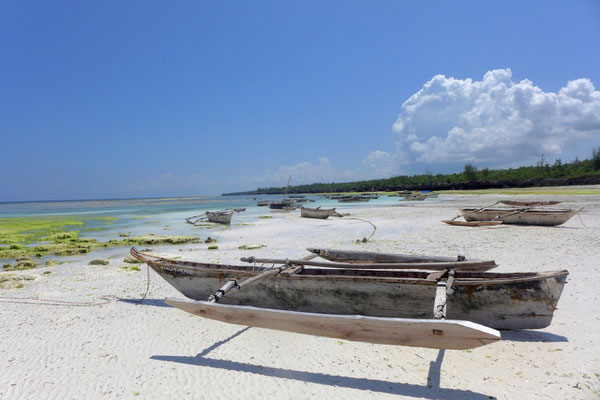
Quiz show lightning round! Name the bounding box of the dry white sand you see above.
[1,194,599,399]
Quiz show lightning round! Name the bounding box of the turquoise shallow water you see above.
[0,194,438,250]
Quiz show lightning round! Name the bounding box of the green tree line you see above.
[224,149,600,195]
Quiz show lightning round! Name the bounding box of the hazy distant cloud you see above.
[253,152,408,186]
[253,157,359,185]
[393,69,600,164]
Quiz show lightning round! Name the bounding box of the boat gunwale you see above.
[460,208,580,215]
[145,259,568,286]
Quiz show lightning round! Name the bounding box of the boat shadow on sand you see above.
[500,330,567,343]
[150,328,494,400]
[117,298,171,308]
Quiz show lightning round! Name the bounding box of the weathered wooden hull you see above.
[461,208,580,226]
[300,207,333,219]
[501,201,561,207]
[166,299,501,350]
[138,253,568,330]
[338,197,370,202]
[205,212,233,224]
[400,194,427,201]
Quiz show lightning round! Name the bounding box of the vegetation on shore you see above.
[224,150,600,195]
[0,216,200,261]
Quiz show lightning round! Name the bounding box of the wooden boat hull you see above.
[165,298,501,350]
[501,201,561,207]
[400,195,427,201]
[338,198,370,202]
[300,207,333,219]
[205,212,233,224]
[137,252,568,330]
[461,208,580,226]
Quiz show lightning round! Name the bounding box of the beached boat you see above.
[460,207,582,226]
[500,200,561,207]
[257,200,271,206]
[400,193,427,201]
[131,248,568,333]
[269,199,295,209]
[205,210,233,224]
[338,196,370,203]
[300,207,339,219]
[360,194,379,199]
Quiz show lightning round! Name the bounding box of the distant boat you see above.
[269,198,295,209]
[400,193,427,201]
[205,210,233,224]
[460,207,582,226]
[300,206,339,219]
[338,195,370,203]
[500,200,561,207]
[185,210,234,225]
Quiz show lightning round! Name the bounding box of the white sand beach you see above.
[1,194,599,399]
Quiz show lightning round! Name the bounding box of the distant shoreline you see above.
[223,178,600,196]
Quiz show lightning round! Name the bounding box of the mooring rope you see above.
[347,216,377,241]
[0,262,154,307]
[0,295,118,307]
[577,212,597,229]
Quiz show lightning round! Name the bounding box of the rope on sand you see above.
[0,295,118,307]
[0,263,154,306]
[577,213,598,229]
[347,217,377,242]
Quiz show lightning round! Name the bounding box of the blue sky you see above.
[1,1,599,201]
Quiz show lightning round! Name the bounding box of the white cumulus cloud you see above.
[393,69,600,164]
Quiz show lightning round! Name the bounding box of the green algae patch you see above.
[207,245,219,250]
[238,244,267,250]
[122,234,201,246]
[258,216,272,219]
[89,259,110,266]
[0,273,37,289]
[45,259,58,266]
[0,216,201,261]
[0,216,86,245]
[119,265,141,272]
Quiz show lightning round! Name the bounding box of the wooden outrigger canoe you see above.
[300,207,342,219]
[186,210,234,225]
[131,248,568,341]
[205,211,233,224]
[400,194,427,201]
[460,207,582,226]
[500,200,561,207]
[338,196,370,202]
